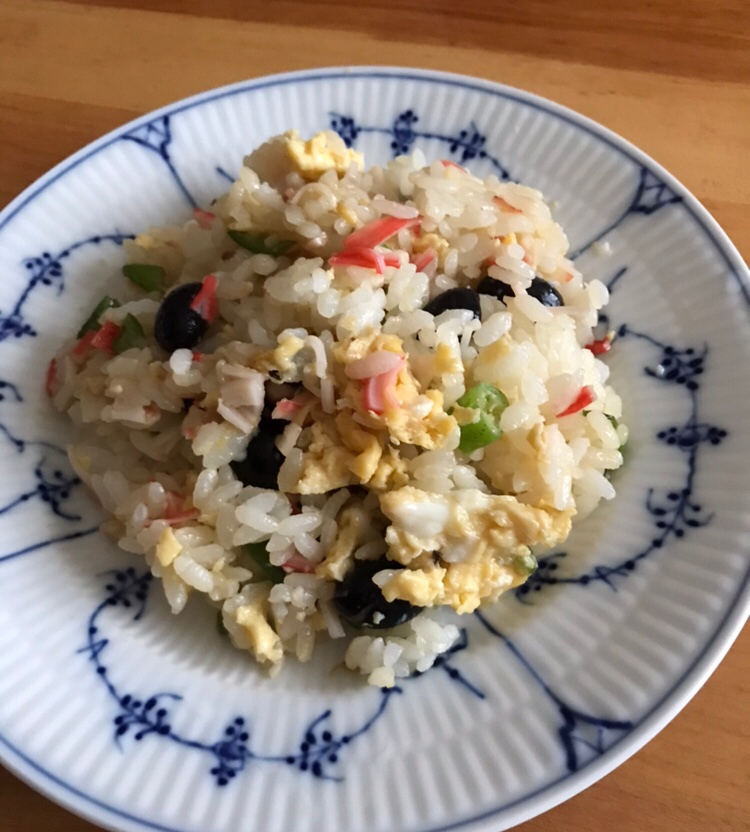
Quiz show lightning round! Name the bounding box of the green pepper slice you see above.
[227,229,294,257]
[113,313,146,354]
[122,263,166,293]
[512,553,538,577]
[77,296,120,338]
[243,542,286,583]
[455,382,509,454]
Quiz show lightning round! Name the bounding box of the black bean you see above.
[230,419,285,489]
[423,288,481,319]
[477,276,513,302]
[154,283,208,352]
[334,558,421,630]
[527,277,563,307]
[477,275,563,307]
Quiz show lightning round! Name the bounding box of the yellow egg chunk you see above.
[285,130,364,181]
[332,333,459,450]
[378,559,517,614]
[293,421,358,494]
[377,486,573,612]
[155,527,182,567]
[236,600,283,666]
[411,232,450,264]
[315,506,366,582]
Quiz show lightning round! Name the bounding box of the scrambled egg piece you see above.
[335,410,383,483]
[251,334,306,379]
[293,421,357,494]
[471,334,512,386]
[412,232,450,264]
[434,342,463,376]
[336,202,360,227]
[384,386,456,450]
[285,130,364,181]
[235,600,283,666]
[316,506,366,581]
[376,486,573,612]
[155,527,182,567]
[332,333,459,450]
[366,448,410,491]
[379,560,517,614]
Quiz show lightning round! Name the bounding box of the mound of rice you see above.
[49,130,627,688]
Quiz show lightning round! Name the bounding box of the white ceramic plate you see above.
[0,67,747,832]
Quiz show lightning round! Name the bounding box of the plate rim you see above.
[0,65,748,832]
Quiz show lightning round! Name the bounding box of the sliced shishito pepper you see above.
[243,542,286,584]
[513,553,538,577]
[455,382,509,454]
[227,229,294,256]
[113,314,146,354]
[76,295,120,338]
[122,263,166,293]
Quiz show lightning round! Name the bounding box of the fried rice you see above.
[48,130,627,688]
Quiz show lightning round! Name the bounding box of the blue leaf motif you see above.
[0,233,132,350]
[329,114,360,148]
[476,613,633,772]
[570,166,683,259]
[390,109,419,155]
[79,567,473,787]
[122,116,197,207]
[122,117,173,159]
[328,109,511,179]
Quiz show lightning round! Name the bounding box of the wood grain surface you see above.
[0,0,747,830]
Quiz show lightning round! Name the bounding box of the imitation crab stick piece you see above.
[556,386,596,418]
[147,492,200,526]
[45,358,58,398]
[440,160,465,171]
[189,274,219,324]
[193,208,216,229]
[89,320,121,354]
[380,250,403,268]
[71,330,98,361]
[282,550,317,574]
[412,249,437,274]
[272,398,305,419]
[329,248,386,274]
[361,356,405,414]
[493,196,522,214]
[585,336,613,356]
[343,216,420,251]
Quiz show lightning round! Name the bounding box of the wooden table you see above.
[1,0,748,829]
